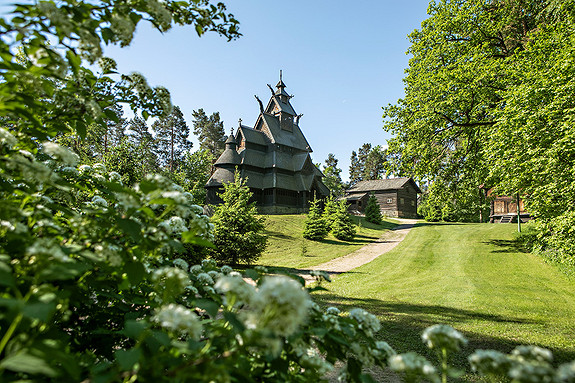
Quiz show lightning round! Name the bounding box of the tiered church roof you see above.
[205,74,329,213]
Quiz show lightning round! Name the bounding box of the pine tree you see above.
[322,195,339,230]
[211,172,267,265]
[192,108,225,158]
[153,105,192,173]
[125,116,161,179]
[303,197,329,240]
[331,200,356,241]
[364,194,383,224]
[323,153,344,197]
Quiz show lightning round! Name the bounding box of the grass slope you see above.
[316,222,575,366]
[258,215,396,270]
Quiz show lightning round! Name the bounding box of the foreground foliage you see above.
[1,0,574,381]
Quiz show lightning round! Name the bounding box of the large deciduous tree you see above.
[383,0,548,222]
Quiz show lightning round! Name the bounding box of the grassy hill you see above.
[257,215,396,270]
[314,222,575,367]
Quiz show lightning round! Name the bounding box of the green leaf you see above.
[124,320,148,339]
[244,269,259,281]
[125,261,146,285]
[115,348,141,370]
[0,350,57,377]
[39,262,90,281]
[22,301,57,322]
[181,231,214,248]
[223,311,246,332]
[0,261,15,287]
[116,217,142,241]
[195,298,219,318]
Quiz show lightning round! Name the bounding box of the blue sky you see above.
[105,1,430,181]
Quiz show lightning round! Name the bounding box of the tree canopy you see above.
[384,0,575,260]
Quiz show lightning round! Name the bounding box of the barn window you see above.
[400,198,405,205]
[386,198,392,204]
[411,200,415,206]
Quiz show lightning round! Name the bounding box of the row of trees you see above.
[57,104,226,203]
[383,0,575,264]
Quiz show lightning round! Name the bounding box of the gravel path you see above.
[302,218,419,284]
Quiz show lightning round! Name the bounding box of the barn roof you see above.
[347,177,422,194]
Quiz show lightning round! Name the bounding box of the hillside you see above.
[257,215,396,269]
[314,222,575,365]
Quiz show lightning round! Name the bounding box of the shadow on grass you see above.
[314,293,575,367]
[484,239,530,253]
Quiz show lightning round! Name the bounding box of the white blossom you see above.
[422,324,467,352]
[556,361,575,383]
[0,128,17,147]
[349,308,380,337]
[389,352,439,383]
[189,264,203,275]
[159,216,188,235]
[173,258,189,271]
[220,265,233,275]
[469,349,512,375]
[511,345,553,363]
[196,272,214,286]
[246,276,310,337]
[42,142,79,166]
[215,274,256,307]
[153,303,202,339]
[92,163,107,174]
[108,171,122,183]
[91,195,108,208]
[152,267,189,296]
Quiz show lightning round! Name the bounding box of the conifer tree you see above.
[153,105,192,173]
[211,172,267,265]
[192,108,226,158]
[331,200,356,241]
[322,195,339,230]
[303,197,329,240]
[364,194,383,224]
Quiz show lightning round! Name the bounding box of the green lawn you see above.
[314,222,575,367]
[257,215,397,270]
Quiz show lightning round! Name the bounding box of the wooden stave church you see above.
[205,76,329,214]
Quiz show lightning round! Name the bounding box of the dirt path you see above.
[302,218,419,284]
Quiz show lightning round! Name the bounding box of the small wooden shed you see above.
[343,177,422,218]
[486,189,531,223]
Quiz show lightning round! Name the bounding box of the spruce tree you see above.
[303,197,329,240]
[331,200,356,241]
[322,195,338,230]
[364,194,383,224]
[211,172,267,265]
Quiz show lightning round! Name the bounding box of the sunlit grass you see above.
[314,222,575,368]
[257,214,397,270]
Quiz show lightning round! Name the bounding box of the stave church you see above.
[205,74,329,214]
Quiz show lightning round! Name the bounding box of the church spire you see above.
[275,70,289,99]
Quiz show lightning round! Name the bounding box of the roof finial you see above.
[237,118,242,128]
[230,127,234,136]
[280,69,282,82]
